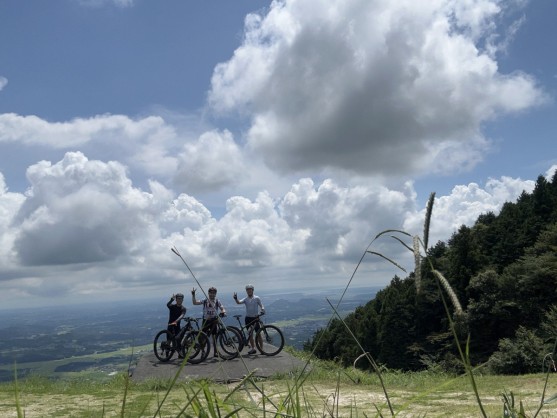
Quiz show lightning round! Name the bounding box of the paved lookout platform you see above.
[130,350,309,383]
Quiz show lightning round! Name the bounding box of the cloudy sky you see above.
[0,0,555,309]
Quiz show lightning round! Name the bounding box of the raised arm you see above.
[233,292,242,304]
[191,288,202,305]
[219,299,226,315]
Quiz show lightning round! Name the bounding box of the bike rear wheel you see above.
[217,326,242,360]
[256,325,284,356]
[153,330,177,362]
[181,331,210,364]
[226,326,245,352]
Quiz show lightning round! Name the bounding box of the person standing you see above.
[233,284,265,355]
[167,293,186,336]
[192,286,226,357]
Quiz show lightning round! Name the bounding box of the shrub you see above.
[488,326,546,374]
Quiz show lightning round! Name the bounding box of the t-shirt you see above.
[238,295,263,317]
[202,298,222,320]
[167,303,186,323]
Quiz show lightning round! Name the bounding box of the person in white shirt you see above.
[233,284,265,355]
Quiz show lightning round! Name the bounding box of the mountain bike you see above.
[180,316,203,331]
[202,313,243,360]
[153,317,210,364]
[230,313,285,356]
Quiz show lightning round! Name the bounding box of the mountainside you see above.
[306,173,557,374]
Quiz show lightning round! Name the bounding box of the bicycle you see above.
[153,317,210,364]
[202,313,243,360]
[230,313,285,356]
[183,316,203,331]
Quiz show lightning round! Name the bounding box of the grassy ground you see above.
[2,354,557,417]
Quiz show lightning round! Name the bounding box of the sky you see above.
[0,0,556,310]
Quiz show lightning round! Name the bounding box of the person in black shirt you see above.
[167,293,186,336]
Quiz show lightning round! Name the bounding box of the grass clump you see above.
[4,366,557,417]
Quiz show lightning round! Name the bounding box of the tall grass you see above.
[8,192,557,416]
[6,359,557,416]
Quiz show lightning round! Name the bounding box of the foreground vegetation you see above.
[2,354,557,417]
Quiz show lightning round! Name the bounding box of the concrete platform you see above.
[130,349,310,383]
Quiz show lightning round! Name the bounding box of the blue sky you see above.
[0,0,555,309]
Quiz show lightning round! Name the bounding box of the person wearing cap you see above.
[167,293,186,336]
[192,286,226,357]
[233,284,265,355]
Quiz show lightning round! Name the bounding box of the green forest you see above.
[305,172,557,375]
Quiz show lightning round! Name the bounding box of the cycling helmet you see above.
[175,293,184,299]
[245,284,254,290]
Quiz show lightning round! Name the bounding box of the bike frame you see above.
[232,314,264,344]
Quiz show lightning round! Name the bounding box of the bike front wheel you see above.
[217,326,242,360]
[256,325,284,356]
[153,330,177,362]
[181,330,210,364]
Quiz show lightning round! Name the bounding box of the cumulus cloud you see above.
[0,113,249,190]
[74,0,133,7]
[546,165,557,180]
[209,0,546,176]
[0,172,26,266]
[13,152,162,266]
[0,1,551,310]
[173,130,247,193]
[0,76,7,91]
[0,113,170,148]
[0,150,546,307]
[280,178,414,258]
[3,151,417,284]
[403,176,536,246]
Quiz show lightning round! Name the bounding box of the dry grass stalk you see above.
[432,269,463,315]
[413,235,422,294]
[423,192,435,252]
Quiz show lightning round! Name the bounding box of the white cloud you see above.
[209,0,546,176]
[0,76,7,91]
[545,165,557,180]
[0,151,546,308]
[0,113,248,190]
[0,113,170,148]
[173,130,247,193]
[13,152,161,266]
[280,178,414,258]
[0,0,552,310]
[403,175,536,246]
[74,0,133,8]
[0,172,26,267]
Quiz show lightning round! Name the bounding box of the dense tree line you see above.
[304,172,557,374]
